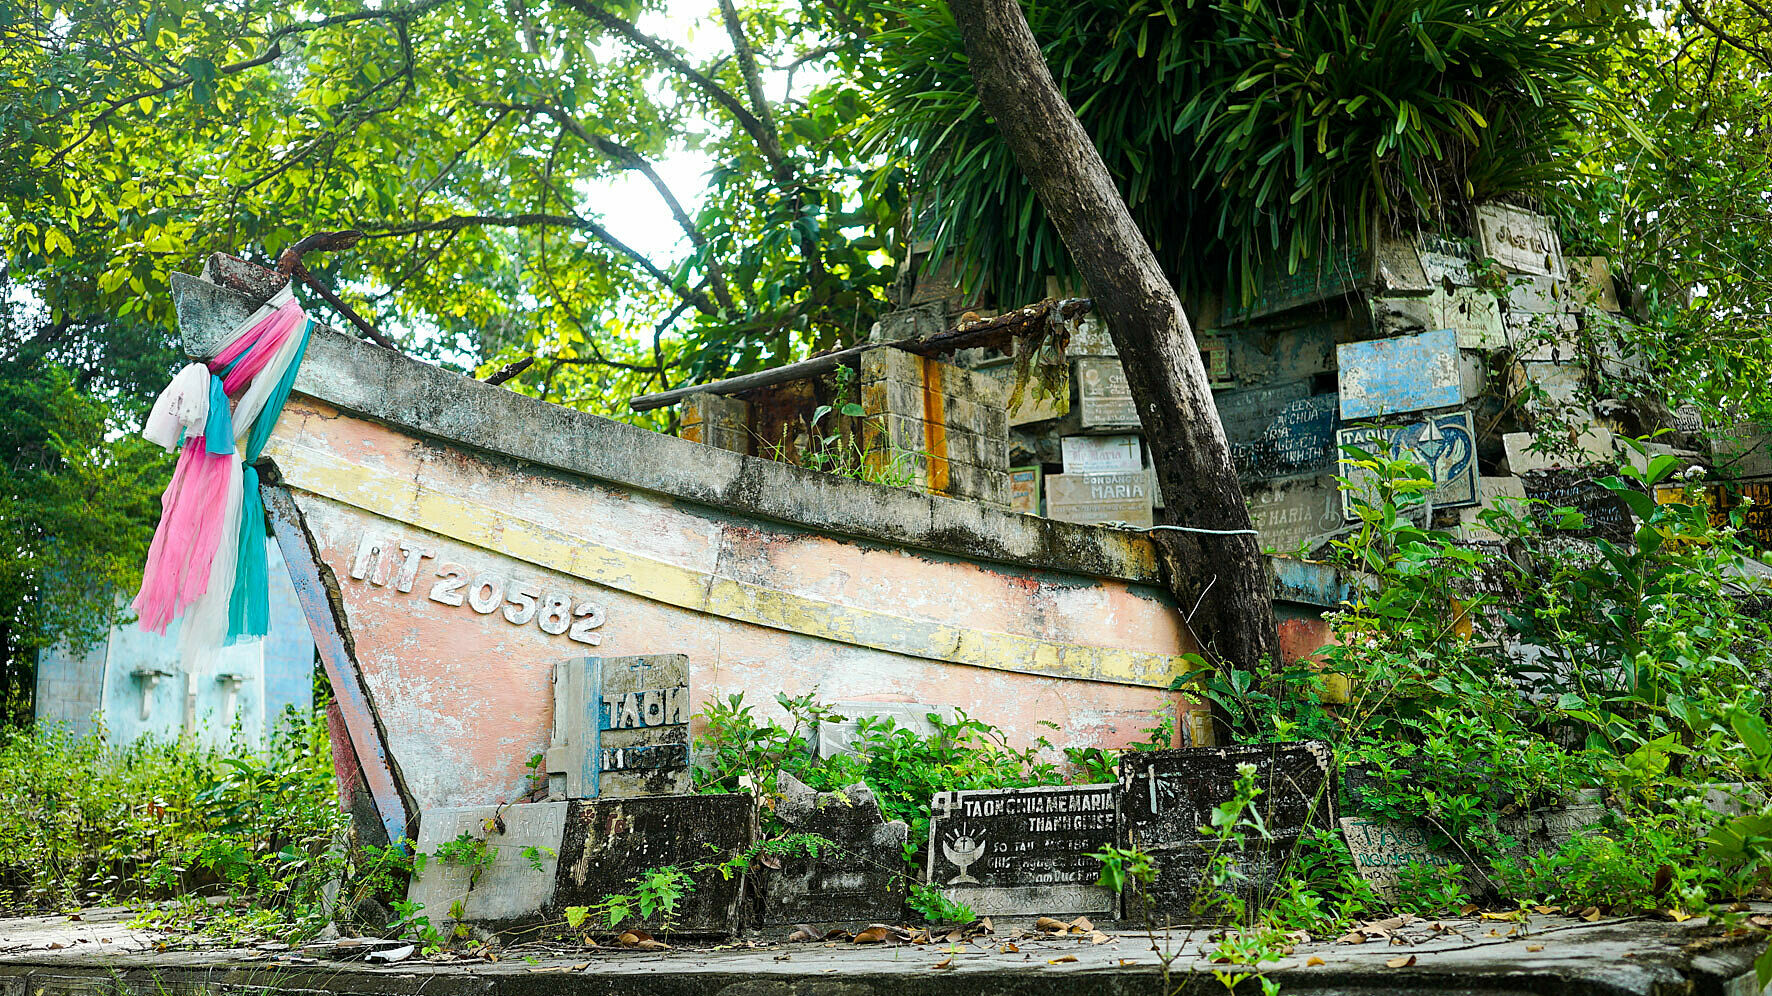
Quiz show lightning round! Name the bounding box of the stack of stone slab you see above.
[897,204,1735,566]
[925,742,1335,922]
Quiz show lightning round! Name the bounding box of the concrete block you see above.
[1477,203,1565,276]
[1503,426,1619,474]
[552,794,754,935]
[863,413,1007,470]
[860,349,1009,409]
[1567,256,1620,312]
[764,773,909,925]
[408,802,569,926]
[860,379,1008,439]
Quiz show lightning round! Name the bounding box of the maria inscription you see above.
[926,784,1118,917]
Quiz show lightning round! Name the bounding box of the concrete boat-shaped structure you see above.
[173,266,1224,845]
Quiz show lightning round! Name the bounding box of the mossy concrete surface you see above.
[2,906,1768,996]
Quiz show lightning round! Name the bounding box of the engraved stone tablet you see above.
[1119,743,1333,919]
[1226,393,1339,482]
[1076,357,1139,429]
[1520,467,1635,542]
[548,654,690,800]
[552,794,753,935]
[764,773,909,925]
[1045,471,1154,527]
[1432,287,1506,350]
[1476,203,1565,276]
[926,784,1118,917]
[408,802,568,926]
[1061,434,1142,474]
[1009,465,1042,515]
[1337,328,1464,419]
[1337,411,1480,518]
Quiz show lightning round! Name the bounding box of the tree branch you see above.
[363,214,716,314]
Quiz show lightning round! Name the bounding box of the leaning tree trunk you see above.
[949,0,1281,679]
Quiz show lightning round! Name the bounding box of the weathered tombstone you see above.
[1708,416,1772,480]
[1503,425,1618,474]
[1214,245,1369,326]
[1226,393,1340,482]
[547,654,690,800]
[1245,474,1348,554]
[1008,465,1042,515]
[1119,743,1334,920]
[1337,411,1480,518]
[1228,321,1341,388]
[1199,331,1235,386]
[1061,434,1143,474]
[1374,236,1432,294]
[1338,816,1457,902]
[1045,471,1155,527]
[1568,256,1621,312]
[1502,274,1568,315]
[925,784,1118,918]
[1076,357,1139,429]
[1067,314,1117,357]
[551,794,754,935]
[1432,287,1506,350]
[1476,203,1565,277]
[407,802,569,927]
[1520,468,1636,542]
[1416,233,1475,287]
[763,772,909,926]
[1457,475,1529,542]
[1508,312,1581,361]
[1336,328,1465,418]
[1342,804,1607,902]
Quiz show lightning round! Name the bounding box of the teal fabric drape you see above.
[225,318,314,643]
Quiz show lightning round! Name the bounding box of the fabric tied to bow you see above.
[132,284,313,670]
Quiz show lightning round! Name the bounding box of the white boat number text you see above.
[347,533,607,645]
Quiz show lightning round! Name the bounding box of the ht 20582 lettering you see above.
[347,534,606,645]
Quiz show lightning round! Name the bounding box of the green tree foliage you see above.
[1,0,901,422]
[0,364,166,720]
[849,0,1621,308]
[1558,0,1772,421]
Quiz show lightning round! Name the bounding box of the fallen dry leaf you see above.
[931,956,953,970]
[1666,909,1694,923]
[1532,905,1561,915]
[571,962,590,971]
[1090,931,1113,945]
[1386,955,1417,968]
[1000,943,1020,954]
[44,943,65,951]
[1479,912,1517,922]
[1459,904,1482,916]
[1069,916,1095,933]
[787,925,818,943]
[825,928,852,941]
[853,926,891,945]
[1526,944,1544,952]
[1036,917,1069,933]
[635,939,669,952]
[1580,907,1603,922]
[945,930,964,943]
[1306,956,1326,966]
[979,917,994,932]
[1336,931,1369,945]
[1047,955,1078,964]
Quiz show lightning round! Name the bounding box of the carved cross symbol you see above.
[626,658,657,674]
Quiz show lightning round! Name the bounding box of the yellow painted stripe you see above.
[266,436,1188,688]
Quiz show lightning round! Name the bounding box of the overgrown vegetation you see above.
[0,710,408,939]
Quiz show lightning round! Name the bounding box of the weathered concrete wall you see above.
[266,398,1199,812]
[33,636,107,738]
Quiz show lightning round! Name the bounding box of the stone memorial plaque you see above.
[1709,417,1772,480]
[1374,236,1431,294]
[765,774,909,925]
[1432,287,1506,350]
[1338,411,1479,518]
[1720,480,1772,550]
[1247,474,1347,553]
[1005,364,1068,426]
[1076,357,1138,429]
[548,654,690,801]
[1504,426,1617,474]
[926,784,1118,917]
[1521,467,1635,541]
[1119,743,1333,918]
[552,794,753,935]
[1231,321,1341,388]
[1337,328,1464,419]
[1339,816,1456,902]
[1476,203,1565,277]
[408,802,568,925]
[1417,233,1475,287]
[1227,393,1339,482]
[1458,475,1528,542]
[1215,245,1369,326]
[1061,434,1142,474]
[1045,471,1154,527]
[1009,465,1042,515]
[1507,312,1580,361]
[1066,314,1116,357]
[1568,256,1620,312]
[1502,273,1568,315]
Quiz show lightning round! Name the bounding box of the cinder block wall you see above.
[860,349,1010,507]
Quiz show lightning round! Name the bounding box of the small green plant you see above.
[572,865,696,930]
[907,881,976,924]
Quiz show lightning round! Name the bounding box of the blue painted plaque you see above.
[1336,410,1479,519]
[1336,328,1464,419]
